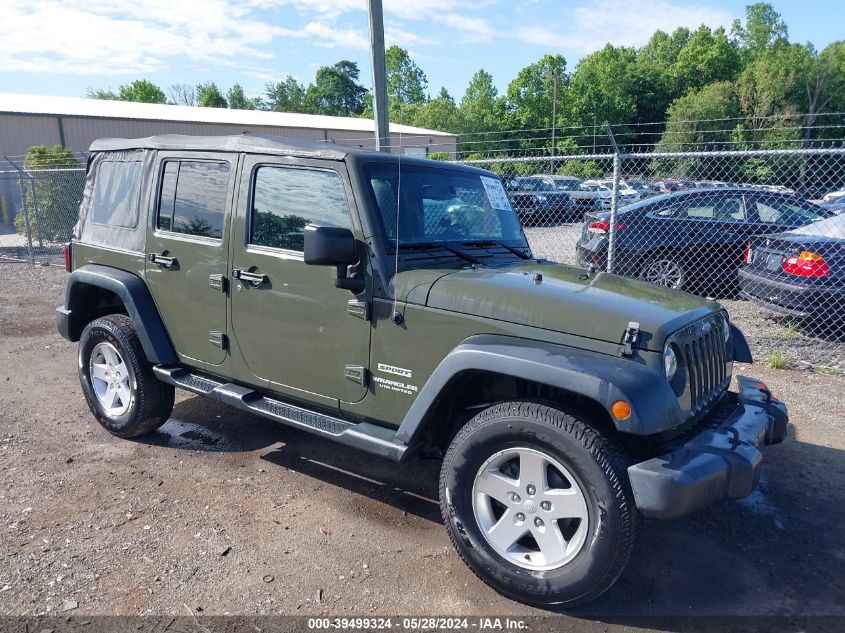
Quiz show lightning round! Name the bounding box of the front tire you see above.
[439,401,636,608]
[78,314,174,438]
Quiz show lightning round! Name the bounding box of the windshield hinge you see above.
[347,299,370,321]
[621,321,640,356]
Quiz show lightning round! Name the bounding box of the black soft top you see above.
[89,133,350,160]
[88,133,493,176]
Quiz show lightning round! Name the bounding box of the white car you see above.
[535,175,612,211]
[589,179,641,205]
[822,190,845,203]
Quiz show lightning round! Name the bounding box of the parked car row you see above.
[574,188,835,298]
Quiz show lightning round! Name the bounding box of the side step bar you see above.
[153,366,408,461]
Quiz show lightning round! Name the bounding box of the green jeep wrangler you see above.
[57,134,788,608]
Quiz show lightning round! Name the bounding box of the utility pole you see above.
[367,0,390,153]
[545,65,558,173]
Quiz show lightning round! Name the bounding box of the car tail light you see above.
[743,240,753,264]
[588,221,627,234]
[782,251,829,278]
[64,242,72,272]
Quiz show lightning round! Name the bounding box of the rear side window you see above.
[249,166,349,252]
[157,160,230,239]
[752,196,827,225]
[90,159,143,228]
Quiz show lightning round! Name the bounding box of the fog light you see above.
[611,400,632,420]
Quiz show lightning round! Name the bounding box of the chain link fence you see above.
[1,155,86,265]
[2,117,844,371]
[453,122,845,372]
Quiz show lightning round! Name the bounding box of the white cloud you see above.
[302,22,369,49]
[516,0,736,55]
[0,0,299,75]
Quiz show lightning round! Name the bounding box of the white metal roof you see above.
[0,92,454,137]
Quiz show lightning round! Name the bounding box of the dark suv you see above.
[57,134,787,608]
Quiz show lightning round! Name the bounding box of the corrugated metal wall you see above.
[0,113,457,158]
[0,115,63,158]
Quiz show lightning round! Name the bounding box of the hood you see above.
[398,262,720,351]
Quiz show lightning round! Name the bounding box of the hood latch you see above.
[621,321,640,356]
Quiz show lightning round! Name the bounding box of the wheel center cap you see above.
[523,499,538,514]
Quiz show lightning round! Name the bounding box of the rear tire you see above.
[78,314,174,438]
[439,401,637,608]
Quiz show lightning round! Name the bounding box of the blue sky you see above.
[0,1,843,103]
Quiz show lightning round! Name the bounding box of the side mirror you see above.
[303,225,365,293]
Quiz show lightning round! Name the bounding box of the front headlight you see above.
[663,344,678,380]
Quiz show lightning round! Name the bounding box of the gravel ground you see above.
[524,222,845,370]
[1,263,844,627]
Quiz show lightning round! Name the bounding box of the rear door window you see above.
[156,160,230,239]
[683,194,746,222]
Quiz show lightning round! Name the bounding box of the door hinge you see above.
[621,321,640,356]
[346,299,370,321]
[209,331,228,350]
[209,273,227,292]
[344,365,368,386]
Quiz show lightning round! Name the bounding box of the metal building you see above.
[0,92,457,158]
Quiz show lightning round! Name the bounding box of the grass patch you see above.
[766,348,791,370]
[811,365,842,376]
[784,320,801,339]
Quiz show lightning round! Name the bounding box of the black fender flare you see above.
[395,334,683,446]
[730,323,753,363]
[57,264,177,365]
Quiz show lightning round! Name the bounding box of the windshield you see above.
[552,179,580,191]
[515,178,556,192]
[365,163,527,246]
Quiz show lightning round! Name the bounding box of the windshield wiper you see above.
[398,242,479,264]
[460,239,531,260]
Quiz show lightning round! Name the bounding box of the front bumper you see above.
[628,376,788,519]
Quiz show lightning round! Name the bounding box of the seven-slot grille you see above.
[671,315,731,416]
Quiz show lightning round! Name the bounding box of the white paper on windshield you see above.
[480,176,512,211]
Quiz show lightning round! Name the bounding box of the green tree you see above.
[226,84,254,110]
[304,60,367,116]
[670,26,741,94]
[460,69,505,132]
[264,75,306,112]
[731,2,788,59]
[654,81,742,177]
[197,82,228,108]
[568,45,637,129]
[87,79,167,104]
[633,28,691,123]
[505,54,567,136]
[798,42,845,140]
[14,146,83,242]
[410,87,462,135]
[385,46,428,105]
[736,43,807,130]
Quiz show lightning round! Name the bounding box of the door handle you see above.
[148,253,177,269]
[232,268,268,287]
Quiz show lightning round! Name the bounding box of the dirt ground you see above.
[1,262,844,628]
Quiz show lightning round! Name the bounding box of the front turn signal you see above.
[611,400,632,420]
